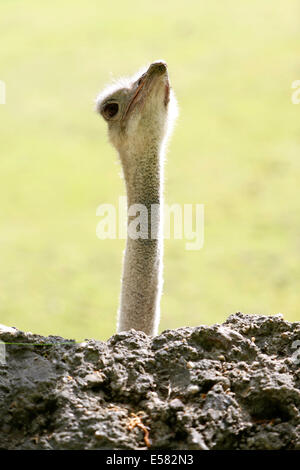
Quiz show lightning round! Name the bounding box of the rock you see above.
[0,312,299,450]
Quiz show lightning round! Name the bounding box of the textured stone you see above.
[0,313,299,450]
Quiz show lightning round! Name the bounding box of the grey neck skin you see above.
[117,144,163,336]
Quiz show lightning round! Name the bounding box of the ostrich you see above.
[96,61,178,335]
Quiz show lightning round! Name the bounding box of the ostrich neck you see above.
[117,145,163,335]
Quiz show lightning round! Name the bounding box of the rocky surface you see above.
[0,313,299,450]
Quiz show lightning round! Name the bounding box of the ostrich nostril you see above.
[157,63,166,72]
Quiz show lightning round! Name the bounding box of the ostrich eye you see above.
[103,102,119,119]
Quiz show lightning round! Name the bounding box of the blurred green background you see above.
[0,0,299,341]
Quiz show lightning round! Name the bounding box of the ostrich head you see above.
[96,61,177,158]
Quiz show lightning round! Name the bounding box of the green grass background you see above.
[0,0,299,341]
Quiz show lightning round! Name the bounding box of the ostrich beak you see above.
[123,61,169,120]
[147,61,168,77]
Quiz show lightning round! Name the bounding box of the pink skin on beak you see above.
[123,62,169,121]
